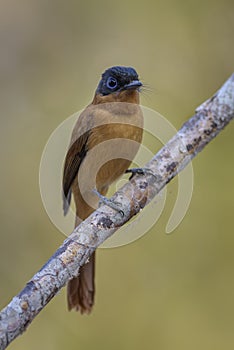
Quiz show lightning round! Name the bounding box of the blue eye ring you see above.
[106,76,118,90]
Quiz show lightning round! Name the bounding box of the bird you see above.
[62,66,143,313]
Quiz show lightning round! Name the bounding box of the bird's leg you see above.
[125,167,157,180]
[93,189,124,216]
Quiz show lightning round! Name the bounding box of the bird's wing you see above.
[62,129,90,215]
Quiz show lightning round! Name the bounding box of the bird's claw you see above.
[93,189,124,216]
[125,167,156,180]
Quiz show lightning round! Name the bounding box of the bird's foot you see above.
[93,189,124,216]
[125,167,156,180]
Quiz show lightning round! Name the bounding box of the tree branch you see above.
[0,74,234,349]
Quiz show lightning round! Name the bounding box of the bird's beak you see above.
[123,80,142,91]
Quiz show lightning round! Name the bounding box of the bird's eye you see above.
[106,76,118,90]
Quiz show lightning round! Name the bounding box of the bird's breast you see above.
[80,104,143,192]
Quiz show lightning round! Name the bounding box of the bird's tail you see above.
[67,252,95,314]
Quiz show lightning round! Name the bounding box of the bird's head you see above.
[94,66,142,104]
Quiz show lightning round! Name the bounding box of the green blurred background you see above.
[1,0,234,349]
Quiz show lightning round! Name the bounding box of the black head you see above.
[96,66,142,96]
